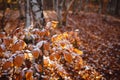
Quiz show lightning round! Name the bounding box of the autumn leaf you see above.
[0,44,5,53]
[43,42,50,51]
[2,61,12,70]
[44,59,49,67]
[32,48,41,59]
[16,73,22,80]
[35,64,42,72]
[74,56,83,70]
[14,54,24,67]
[10,40,26,52]
[50,52,61,61]
[63,51,73,63]
[3,37,13,46]
[0,32,6,39]
[73,48,83,55]
[51,21,58,29]
[25,70,33,80]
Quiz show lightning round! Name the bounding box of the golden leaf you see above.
[45,30,50,36]
[51,21,58,29]
[73,48,83,55]
[24,53,33,61]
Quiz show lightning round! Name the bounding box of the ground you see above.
[45,11,120,79]
[0,10,120,79]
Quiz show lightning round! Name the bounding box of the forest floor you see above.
[0,10,120,79]
[45,11,120,79]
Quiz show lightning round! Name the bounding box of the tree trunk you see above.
[25,0,45,29]
[78,0,83,12]
[53,0,57,11]
[30,0,45,28]
[115,0,120,15]
[25,0,31,28]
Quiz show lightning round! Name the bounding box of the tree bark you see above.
[25,0,31,28]
[30,0,45,28]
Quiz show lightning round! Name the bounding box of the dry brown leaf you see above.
[32,48,40,59]
[14,55,24,67]
[39,30,46,37]
[0,32,6,39]
[35,64,42,72]
[63,51,73,63]
[25,70,33,80]
[2,61,12,70]
[43,42,50,51]
[50,52,61,61]
[3,37,13,46]
[74,56,83,70]
[11,40,26,52]
[45,30,50,36]
[44,59,49,67]
[18,40,27,50]
[16,73,22,80]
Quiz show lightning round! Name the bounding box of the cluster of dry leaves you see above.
[0,20,104,80]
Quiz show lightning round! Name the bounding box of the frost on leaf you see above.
[36,41,44,48]
[0,32,6,39]
[32,48,41,59]
[10,40,26,52]
[0,44,5,53]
